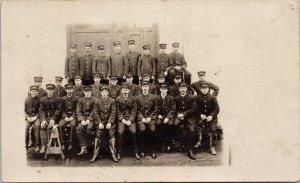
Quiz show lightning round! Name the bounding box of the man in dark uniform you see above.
[195,82,220,155]
[39,84,62,154]
[126,40,141,85]
[73,75,84,98]
[190,71,219,97]
[91,73,103,99]
[155,43,173,83]
[169,42,192,85]
[139,73,157,94]
[80,43,95,86]
[108,76,121,99]
[174,82,197,160]
[58,83,78,151]
[109,41,129,84]
[155,74,166,95]
[54,76,67,97]
[90,85,118,163]
[28,77,47,99]
[136,81,158,159]
[115,82,140,160]
[170,74,194,97]
[92,45,110,85]
[76,86,98,155]
[156,82,176,152]
[65,44,80,84]
[125,73,140,97]
[138,45,156,82]
[25,85,41,152]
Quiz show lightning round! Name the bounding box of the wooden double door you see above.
[66,24,159,57]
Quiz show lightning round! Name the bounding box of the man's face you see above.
[129,44,135,51]
[84,90,92,97]
[200,87,209,95]
[55,81,62,87]
[172,46,179,52]
[126,77,133,84]
[160,88,168,95]
[158,78,165,83]
[46,89,54,96]
[143,76,150,82]
[174,78,182,84]
[101,90,109,98]
[121,88,129,95]
[144,49,150,55]
[98,49,105,55]
[70,48,77,54]
[159,48,166,54]
[85,46,92,54]
[35,81,42,87]
[114,45,121,53]
[30,90,38,97]
[94,77,101,84]
[141,85,149,94]
[198,75,205,81]
[75,79,82,86]
[66,88,73,95]
[179,86,187,94]
[110,79,118,86]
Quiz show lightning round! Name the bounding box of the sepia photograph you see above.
[1,0,299,182]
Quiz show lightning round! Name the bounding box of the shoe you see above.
[39,146,46,154]
[135,153,141,160]
[151,153,157,159]
[187,150,196,160]
[194,141,201,148]
[34,146,40,152]
[67,144,72,150]
[210,147,217,155]
[77,146,87,156]
[117,153,121,160]
[140,152,145,158]
[28,141,34,148]
[166,145,171,152]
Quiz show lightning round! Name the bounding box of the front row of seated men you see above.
[25,73,220,162]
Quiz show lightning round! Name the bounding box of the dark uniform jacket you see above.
[108,85,121,99]
[65,53,80,79]
[94,97,116,125]
[76,96,97,121]
[136,93,158,121]
[25,96,41,119]
[27,87,47,99]
[109,53,129,78]
[115,95,137,122]
[91,83,103,99]
[92,54,110,79]
[73,85,85,98]
[138,54,156,76]
[126,51,141,76]
[175,93,196,124]
[128,83,140,97]
[39,95,62,123]
[61,94,79,119]
[157,94,176,119]
[195,93,219,122]
[169,52,187,69]
[80,53,95,81]
[190,80,219,97]
[155,53,173,75]
[54,85,67,98]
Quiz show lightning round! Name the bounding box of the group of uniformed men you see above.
[25,40,220,162]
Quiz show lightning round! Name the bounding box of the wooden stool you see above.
[44,127,65,160]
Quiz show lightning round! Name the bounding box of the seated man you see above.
[136,81,158,159]
[190,71,219,97]
[139,73,156,95]
[195,82,220,155]
[156,82,176,152]
[39,84,62,154]
[58,83,78,151]
[115,82,140,160]
[90,85,118,163]
[76,86,97,155]
[28,76,46,99]
[174,82,197,160]
[25,85,41,152]
[170,74,194,97]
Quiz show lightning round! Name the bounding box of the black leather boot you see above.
[109,138,119,162]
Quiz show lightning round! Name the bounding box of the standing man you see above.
[80,43,95,86]
[195,82,220,155]
[155,43,173,82]
[92,45,110,85]
[190,71,219,97]
[28,77,46,99]
[126,40,141,85]
[115,82,140,160]
[91,73,103,99]
[138,45,156,82]
[108,76,121,99]
[136,81,158,159]
[90,85,118,163]
[109,41,129,84]
[54,76,67,97]
[174,82,197,160]
[169,42,192,85]
[125,73,140,97]
[73,75,85,98]
[58,83,78,151]
[65,44,80,84]
[39,84,62,154]
[76,86,97,155]
[25,85,41,152]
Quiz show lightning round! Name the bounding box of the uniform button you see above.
[204,101,206,103]
[204,105,206,107]
[205,110,207,112]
